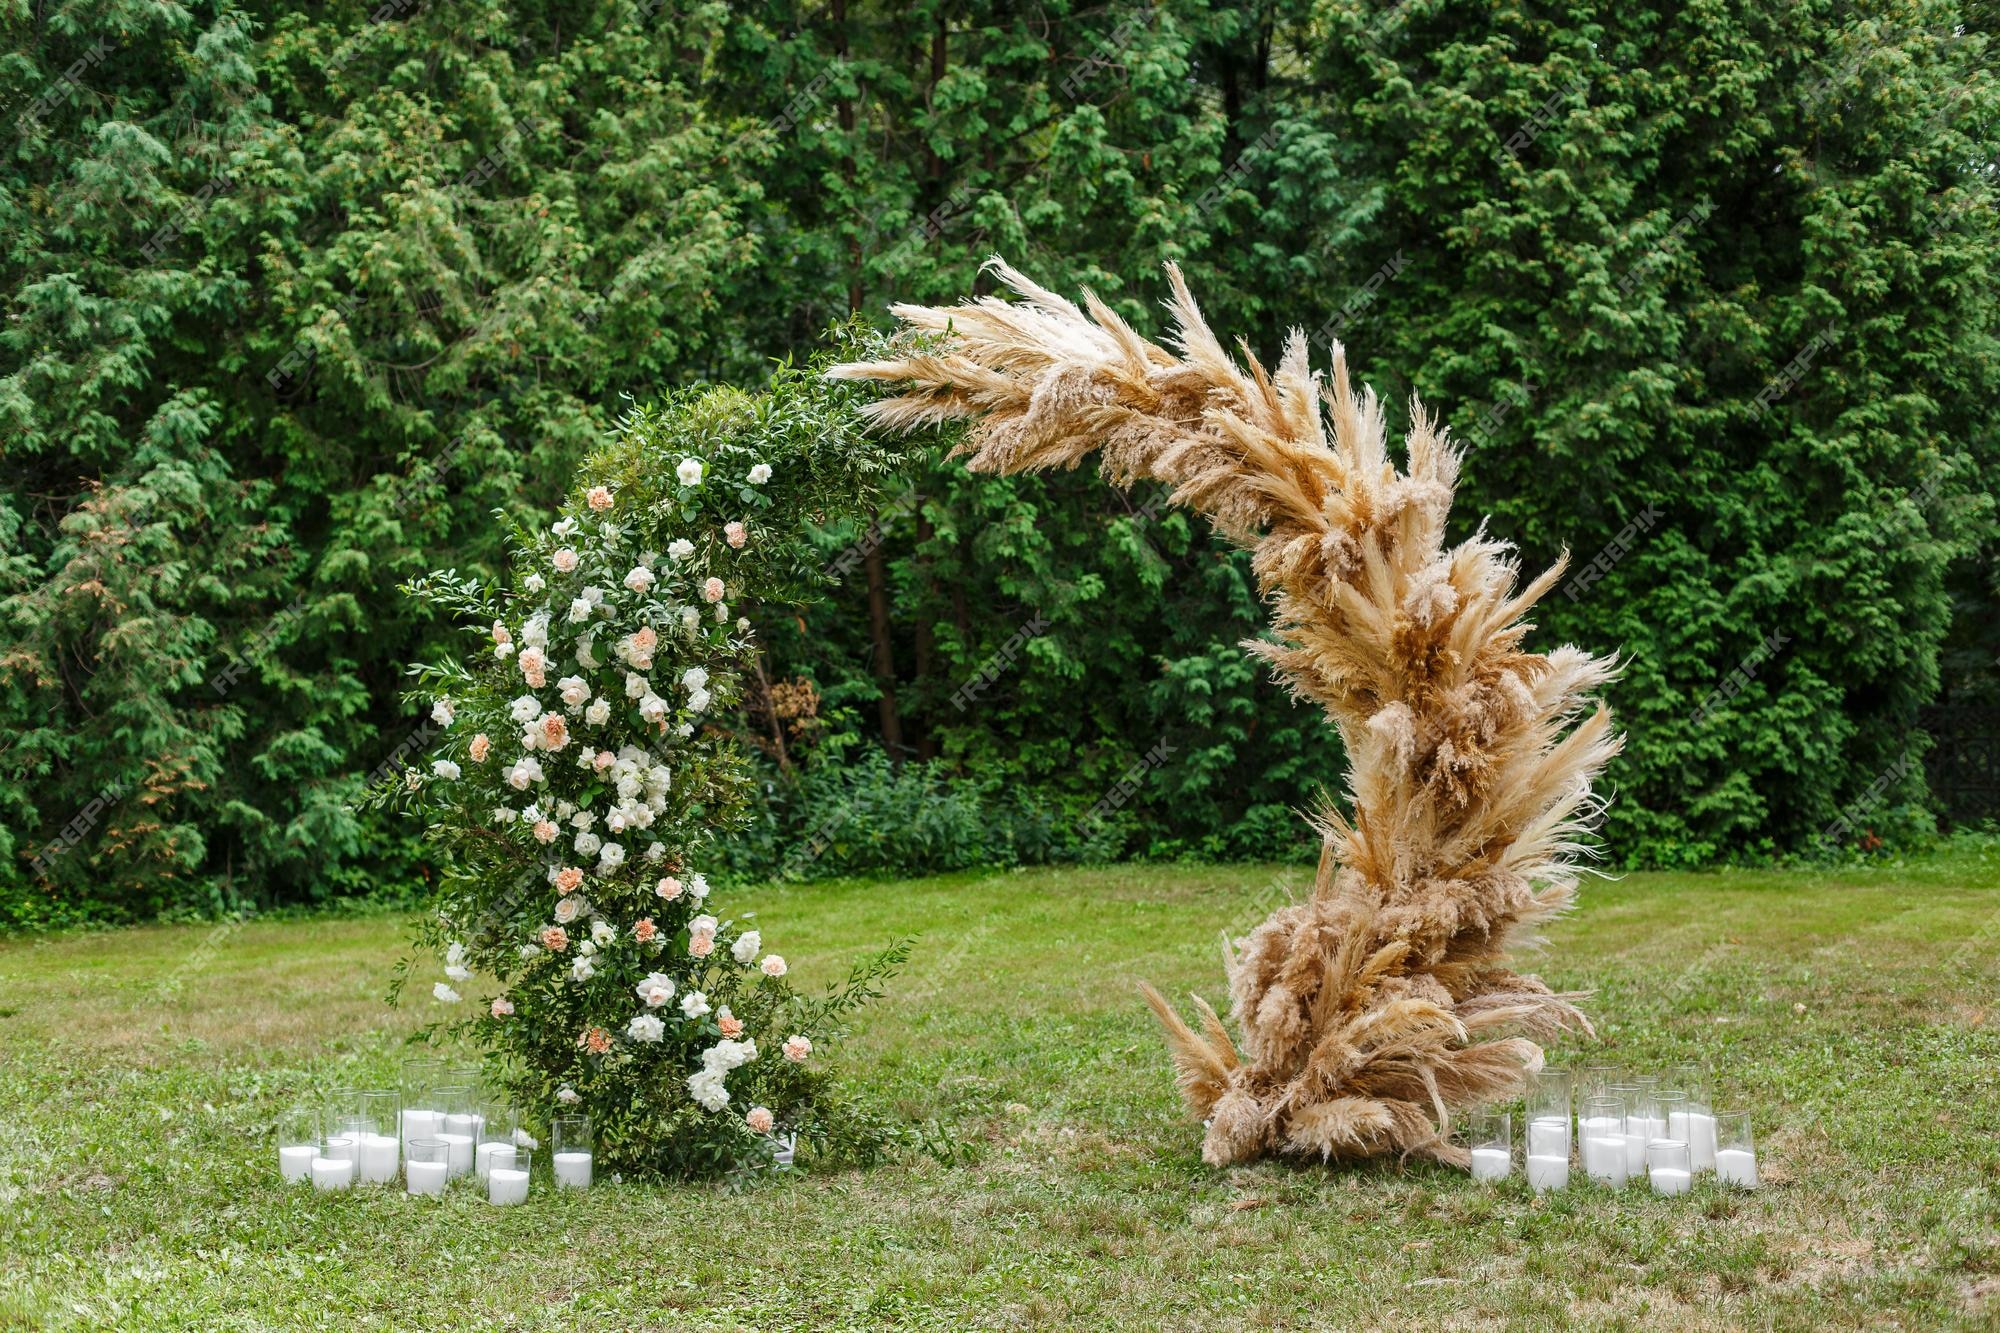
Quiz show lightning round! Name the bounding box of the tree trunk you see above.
[912,504,938,761]
[863,518,905,758]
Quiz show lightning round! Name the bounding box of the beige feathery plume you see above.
[830,259,1623,1168]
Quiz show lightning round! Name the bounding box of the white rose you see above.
[559,676,590,708]
[522,614,549,649]
[431,759,461,780]
[573,831,602,857]
[676,458,704,486]
[568,597,593,623]
[584,698,611,726]
[575,635,600,670]
[431,699,454,727]
[627,1013,665,1043]
[682,666,709,690]
[509,695,543,724]
[640,694,668,725]
[687,1068,729,1111]
[687,688,711,715]
[554,896,586,925]
[444,964,472,982]
[625,566,656,595]
[680,991,711,1019]
[506,758,544,790]
[688,873,710,901]
[432,982,461,1004]
[556,1086,580,1105]
[747,463,772,485]
[571,954,596,982]
[667,538,695,561]
[731,931,761,965]
[598,842,625,871]
[636,973,676,1007]
[591,919,615,946]
[625,671,649,701]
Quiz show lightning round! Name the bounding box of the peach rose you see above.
[782,1035,812,1063]
[518,645,547,688]
[468,733,491,762]
[702,576,725,603]
[579,1026,612,1055]
[491,997,515,1018]
[745,1106,774,1134]
[533,819,559,844]
[724,521,747,549]
[633,917,657,943]
[540,713,570,750]
[656,876,683,901]
[594,749,617,772]
[540,925,569,952]
[491,621,512,645]
[586,485,614,511]
[760,955,788,978]
[553,866,584,894]
[553,548,579,573]
[688,933,714,959]
[717,1011,745,1039]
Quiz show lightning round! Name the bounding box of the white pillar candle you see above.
[553,1151,593,1190]
[356,1132,399,1184]
[279,1144,317,1182]
[1715,1147,1758,1188]
[1526,1153,1569,1192]
[1527,1117,1569,1158]
[1686,1113,1718,1171]
[443,1112,479,1139]
[1469,1147,1509,1181]
[1583,1136,1627,1187]
[1622,1131,1648,1175]
[477,1142,516,1183]
[1649,1165,1692,1196]
[406,1159,448,1196]
[400,1108,440,1147]
[439,1132,475,1178]
[311,1155,355,1191]
[323,1134,357,1163]
[487,1164,530,1205]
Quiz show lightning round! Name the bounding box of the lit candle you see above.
[439,1132,475,1178]
[357,1133,400,1185]
[279,1144,316,1183]
[488,1163,529,1205]
[552,1150,593,1190]
[1469,1147,1509,1181]
[1715,1147,1758,1188]
[1526,1153,1569,1191]
[311,1155,355,1191]
[406,1158,448,1196]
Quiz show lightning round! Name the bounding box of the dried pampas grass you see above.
[830,259,1622,1168]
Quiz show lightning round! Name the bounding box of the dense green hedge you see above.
[3,1,1995,923]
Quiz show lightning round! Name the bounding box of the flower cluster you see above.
[393,375,912,1175]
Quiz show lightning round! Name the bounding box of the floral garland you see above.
[387,370,914,1176]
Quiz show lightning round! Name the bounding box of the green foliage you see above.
[3,0,1995,922]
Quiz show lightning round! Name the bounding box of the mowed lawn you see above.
[4,847,2000,1331]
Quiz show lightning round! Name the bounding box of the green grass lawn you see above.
[4,846,2000,1330]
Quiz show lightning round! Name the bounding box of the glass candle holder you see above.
[406,1137,451,1196]
[354,1090,401,1185]
[1577,1064,1619,1105]
[1579,1095,1628,1187]
[1666,1065,1717,1171]
[434,1085,478,1178]
[552,1115,593,1190]
[1715,1111,1759,1188]
[488,1148,533,1205]
[1467,1111,1511,1182]
[1607,1083,1649,1176]
[1525,1068,1572,1144]
[278,1105,318,1184]
[476,1105,518,1184]
[1647,1138,1692,1196]
[400,1058,447,1150]
[1650,1091,1689,1148]
[313,1135,357,1191]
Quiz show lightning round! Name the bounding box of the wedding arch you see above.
[833,260,1622,1167]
